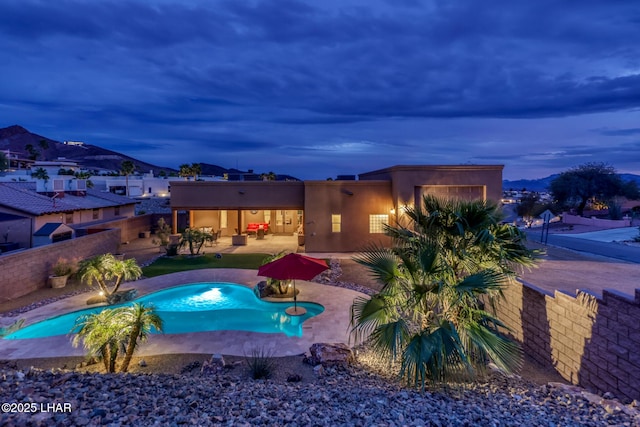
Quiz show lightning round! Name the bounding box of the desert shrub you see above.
[245,347,275,380]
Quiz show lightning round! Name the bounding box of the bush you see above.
[245,348,275,380]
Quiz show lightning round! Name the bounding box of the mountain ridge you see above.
[504,173,640,191]
[0,125,300,180]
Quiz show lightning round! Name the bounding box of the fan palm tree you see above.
[120,160,135,196]
[118,303,163,372]
[77,253,142,298]
[350,195,539,387]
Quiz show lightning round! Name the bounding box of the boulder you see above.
[201,354,226,375]
[106,289,138,305]
[306,343,355,367]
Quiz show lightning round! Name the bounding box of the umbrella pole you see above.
[293,280,297,311]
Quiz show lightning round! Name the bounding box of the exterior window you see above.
[331,214,341,233]
[221,210,228,228]
[92,209,99,220]
[65,212,74,224]
[369,214,389,233]
[114,206,120,216]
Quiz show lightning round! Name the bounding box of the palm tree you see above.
[77,254,142,298]
[118,303,163,372]
[350,195,538,387]
[120,160,135,196]
[72,303,163,373]
[190,163,201,180]
[74,171,94,188]
[179,227,212,255]
[72,309,125,372]
[179,163,201,180]
[179,163,192,180]
[31,167,50,190]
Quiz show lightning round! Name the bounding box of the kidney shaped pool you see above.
[5,282,324,340]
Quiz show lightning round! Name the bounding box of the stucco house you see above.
[170,164,504,252]
[0,180,136,250]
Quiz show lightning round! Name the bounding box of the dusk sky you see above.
[1,0,640,180]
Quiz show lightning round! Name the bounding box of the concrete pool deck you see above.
[0,269,366,359]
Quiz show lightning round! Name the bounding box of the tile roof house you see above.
[0,181,136,249]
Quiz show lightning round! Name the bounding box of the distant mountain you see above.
[0,125,300,180]
[0,125,174,174]
[504,173,640,192]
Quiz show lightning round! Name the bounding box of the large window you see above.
[331,214,341,233]
[369,214,389,233]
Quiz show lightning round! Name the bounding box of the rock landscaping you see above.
[1,349,638,426]
[2,258,639,425]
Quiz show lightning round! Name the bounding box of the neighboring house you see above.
[0,212,30,252]
[0,181,136,249]
[33,222,75,247]
[170,164,504,252]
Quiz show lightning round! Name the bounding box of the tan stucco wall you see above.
[171,181,305,210]
[359,165,504,206]
[303,180,394,252]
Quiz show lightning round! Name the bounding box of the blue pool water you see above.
[4,282,324,340]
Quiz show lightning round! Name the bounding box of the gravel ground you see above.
[1,349,638,426]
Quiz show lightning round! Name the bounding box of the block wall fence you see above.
[0,215,161,302]
[495,280,640,401]
[0,229,121,302]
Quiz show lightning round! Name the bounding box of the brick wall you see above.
[0,229,120,302]
[495,280,640,401]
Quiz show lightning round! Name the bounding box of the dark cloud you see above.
[597,128,640,136]
[1,0,640,180]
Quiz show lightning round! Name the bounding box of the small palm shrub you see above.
[350,195,539,388]
[245,348,275,379]
[72,303,163,373]
[77,253,142,298]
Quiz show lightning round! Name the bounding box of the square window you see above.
[92,209,99,220]
[369,214,389,233]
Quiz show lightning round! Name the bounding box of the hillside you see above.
[0,125,173,174]
[0,125,299,180]
[504,173,640,192]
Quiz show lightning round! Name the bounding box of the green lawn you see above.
[142,253,270,278]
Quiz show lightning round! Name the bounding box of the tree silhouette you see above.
[120,160,136,197]
[549,163,634,216]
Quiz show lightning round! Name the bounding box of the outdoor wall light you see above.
[342,189,354,196]
[238,190,245,195]
[390,208,396,214]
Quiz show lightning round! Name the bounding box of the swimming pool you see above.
[4,282,324,340]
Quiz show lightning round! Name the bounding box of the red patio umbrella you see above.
[257,253,329,315]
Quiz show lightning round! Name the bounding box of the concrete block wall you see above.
[562,213,631,228]
[80,214,155,244]
[495,280,640,401]
[0,229,120,302]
